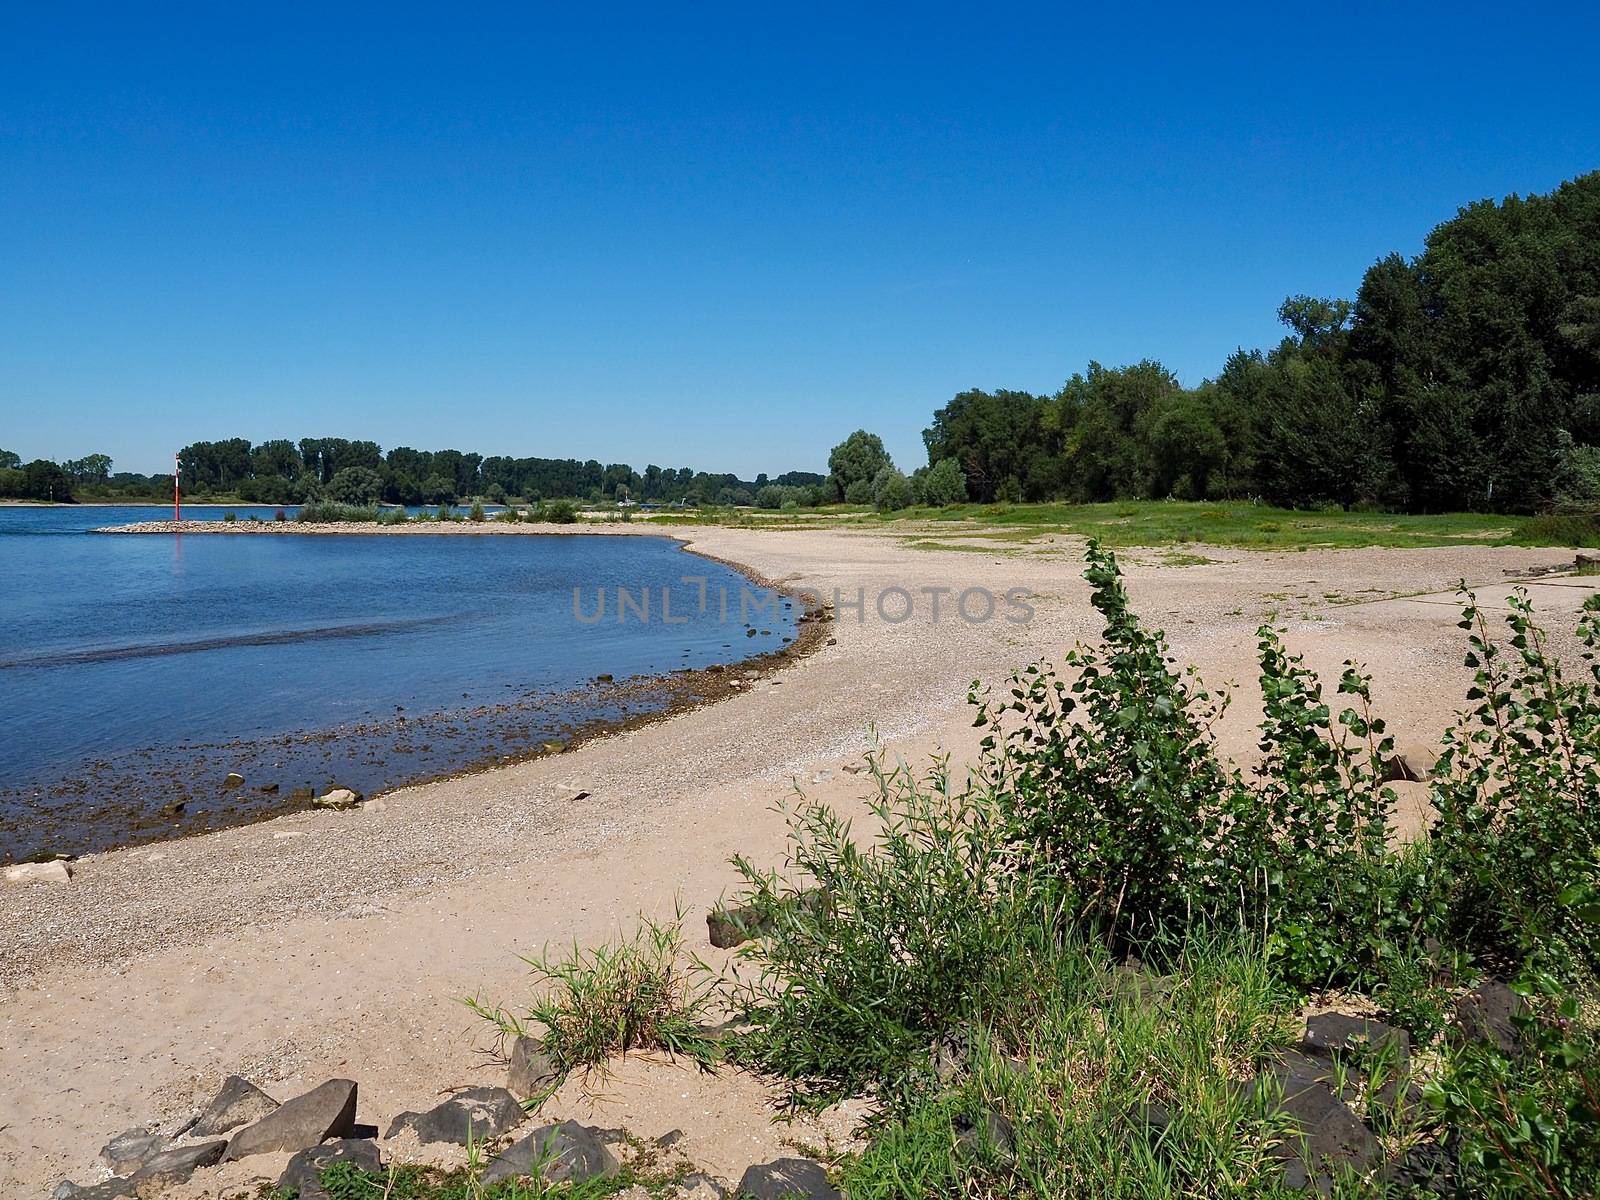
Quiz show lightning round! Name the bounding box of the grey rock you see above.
[1303,1013,1411,1064]
[280,1138,384,1200]
[655,1128,686,1148]
[314,787,361,808]
[223,772,245,789]
[192,1074,279,1137]
[1253,1071,1381,1195]
[127,1139,228,1190]
[507,1036,561,1099]
[482,1120,620,1186]
[4,860,71,884]
[1263,1048,1362,1105]
[736,1157,841,1200]
[100,1127,165,1174]
[1452,981,1527,1056]
[679,1170,729,1198]
[954,1110,1016,1161]
[226,1078,358,1159]
[1381,1139,1456,1193]
[385,1086,524,1145]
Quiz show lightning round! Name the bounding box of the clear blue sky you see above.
[2,3,1597,478]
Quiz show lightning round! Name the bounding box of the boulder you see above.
[314,787,362,809]
[191,1074,279,1137]
[482,1120,619,1186]
[706,890,828,949]
[99,1127,164,1174]
[125,1139,228,1191]
[225,1078,358,1159]
[736,1158,841,1200]
[507,1036,561,1100]
[1302,1013,1411,1064]
[1383,743,1439,783]
[1452,981,1527,1056]
[223,772,245,789]
[384,1086,524,1145]
[279,1138,384,1200]
[4,860,71,885]
[1253,1068,1381,1194]
[954,1110,1016,1161]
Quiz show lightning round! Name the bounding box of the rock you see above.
[260,782,280,794]
[191,1074,279,1137]
[225,1078,358,1159]
[223,772,245,789]
[384,1086,524,1145]
[736,1158,841,1200]
[1383,742,1439,783]
[360,797,387,813]
[841,762,867,774]
[273,831,307,840]
[508,1036,562,1099]
[482,1120,620,1186]
[5,860,71,884]
[706,889,828,949]
[1452,981,1527,1056]
[954,1110,1016,1160]
[678,1171,729,1198]
[100,1127,165,1174]
[1381,1138,1456,1193]
[126,1139,228,1190]
[1302,1013,1411,1065]
[314,787,361,808]
[1253,1069,1381,1194]
[706,902,766,949]
[655,1128,686,1149]
[280,1138,384,1200]
[1264,1047,1361,1104]
[291,786,315,802]
[810,769,834,784]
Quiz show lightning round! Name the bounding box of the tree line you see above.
[0,438,827,506]
[918,172,1600,513]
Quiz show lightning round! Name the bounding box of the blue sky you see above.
[2,3,1597,478]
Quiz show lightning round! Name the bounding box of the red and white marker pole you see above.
[173,453,182,522]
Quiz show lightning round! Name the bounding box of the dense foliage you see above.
[924,173,1600,513]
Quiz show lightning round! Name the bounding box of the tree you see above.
[827,431,892,502]
[921,457,967,506]
[421,473,457,504]
[325,466,384,505]
[21,459,74,501]
[63,453,112,485]
[873,465,915,511]
[0,449,20,470]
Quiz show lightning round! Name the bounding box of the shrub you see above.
[873,466,915,512]
[1515,512,1600,547]
[541,499,579,524]
[468,914,718,1094]
[921,457,968,506]
[468,498,486,522]
[296,501,382,523]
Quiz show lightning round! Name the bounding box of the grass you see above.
[466,913,720,1099]
[648,500,1600,551]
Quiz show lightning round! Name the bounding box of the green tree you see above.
[872,465,914,511]
[920,457,968,506]
[325,466,384,504]
[827,431,892,502]
[0,449,20,470]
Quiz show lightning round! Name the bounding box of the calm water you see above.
[0,506,797,859]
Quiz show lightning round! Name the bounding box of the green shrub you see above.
[468,498,486,522]
[468,914,717,1097]
[297,501,382,523]
[541,499,579,524]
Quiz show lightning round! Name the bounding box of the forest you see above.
[923,172,1600,513]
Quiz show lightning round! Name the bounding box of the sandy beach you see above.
[1,525,1593,1196]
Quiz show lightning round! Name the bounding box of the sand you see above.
[0,525,1591,1195]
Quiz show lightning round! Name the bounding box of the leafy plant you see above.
[468,913,718,1093]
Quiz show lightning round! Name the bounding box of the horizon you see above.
[3,3,1598,477]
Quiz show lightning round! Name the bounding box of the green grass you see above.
[648,500,1600,551]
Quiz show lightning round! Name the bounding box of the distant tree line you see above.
[918,172,1600,514]
[0,437,828,507]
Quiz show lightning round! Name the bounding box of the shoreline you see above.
[1,530,1591,1195]
[4,524,830,862]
